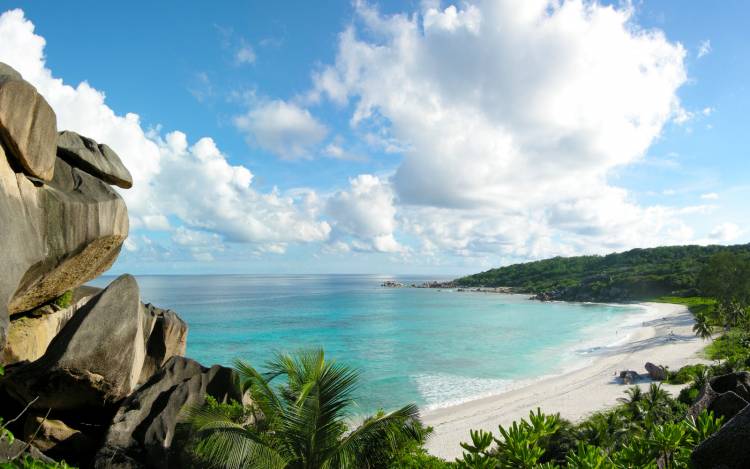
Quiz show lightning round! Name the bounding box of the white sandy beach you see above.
[423,302,710,460]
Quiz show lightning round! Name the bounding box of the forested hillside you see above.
[455,244,750,301]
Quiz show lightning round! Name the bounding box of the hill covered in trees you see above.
[455,243,750,302]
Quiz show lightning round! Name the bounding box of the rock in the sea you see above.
[0,63,57,181]
[57,131,133,189]
[619,370,640,385]
[3,275,148,410]
[692,403,750,468]
[1,290,98,364]
[22,415,93,458]
[0,144,128,353]
[690,372,750,421]
[645,362,668,381]
[96,356,241,469]
[138,303,188,385]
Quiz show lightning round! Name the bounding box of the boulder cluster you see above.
[0,63,239,468]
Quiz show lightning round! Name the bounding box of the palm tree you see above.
[187,349,421,469]
[692,314,713,341]
[641,383,672,425]
[617,386,645,423]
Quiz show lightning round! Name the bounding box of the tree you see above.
[187,349,421,469]
[692,313,714,341]
[699,252,750,329]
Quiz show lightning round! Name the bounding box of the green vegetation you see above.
[455,243,750,301]
[187,349,423,469]
[51,290,73,309]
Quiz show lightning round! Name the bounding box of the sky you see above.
[0,1,748,275]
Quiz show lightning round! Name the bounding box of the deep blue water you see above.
[91,274,644,414]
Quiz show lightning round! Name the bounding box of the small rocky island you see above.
[0,63,240,468]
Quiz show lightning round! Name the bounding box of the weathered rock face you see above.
[0,143,128,354]
[645,362,668,381]
[57,131,133,189]
[1,291,98,364]
[690,372,750,421]
[692,403,750,468]
[22,416,93,458]
[0,63,57,181]
[0,438,55,464]
[619,370,640,385]
[3,275,147,410]
[96,356,241,469]
[139,304,188,385]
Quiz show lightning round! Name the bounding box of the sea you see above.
[90,274,649,415]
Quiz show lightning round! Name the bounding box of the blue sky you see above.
[0,1,748,275]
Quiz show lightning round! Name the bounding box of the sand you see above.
[423,302,710,460]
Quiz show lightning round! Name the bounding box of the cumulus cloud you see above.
[311,0,695,257]
[235,41,256,65]
[700,192,719,200]
[233,100,328,160]
[0,9,330,259]
[708,223,741,242]
[326,175,404,253]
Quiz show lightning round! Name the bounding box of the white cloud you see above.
[698,39,711,59]
[235,41,256,65]
[708,223,741,242]
[0,9,330,256]
[700,192,719,200]
[312,0,693,257]
[233,99,328,159]
[326,175,404,253]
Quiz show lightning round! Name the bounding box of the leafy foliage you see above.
[187,349,423,469]
[51,290,73,309]
[455,243,750,301]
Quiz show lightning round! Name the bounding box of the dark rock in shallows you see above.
[0,62,57,181]
[96,356,241,469]
[645,362,668,381]
[57,130,133,189]
[692,403,750,468]
[3,275,148,410]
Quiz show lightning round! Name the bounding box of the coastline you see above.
[422,302,709,460]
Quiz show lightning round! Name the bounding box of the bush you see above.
[667,364,708,385]
[52,290,73,309]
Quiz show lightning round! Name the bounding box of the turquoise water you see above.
[92,275,643,414]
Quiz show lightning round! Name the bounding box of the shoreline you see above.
[422,302,709,460]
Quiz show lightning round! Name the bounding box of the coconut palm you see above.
[187,349,421,469]
[617,386,645,423]
[641,384,672,425]
[692,314,713,341]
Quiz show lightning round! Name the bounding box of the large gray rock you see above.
[645,362,668,381]
[0,143,128,354]
[96,356,241,469]
[0,62,22,80]
[138,304,188,385]
[57,131,133,189]
[690,372,750,421]
[0,438,55,464]
[3,275,147,410]
[22,415,94,458]
[692,403,750,468]
[0,63,57,181]
[1,290,98,364]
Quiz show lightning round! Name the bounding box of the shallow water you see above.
[91,274,644,414]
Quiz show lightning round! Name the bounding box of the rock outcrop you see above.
[0,63,57,181]
[690,372,750,422]
[1,290,98,364]
[4,275,149,410]
[96,356,241,469]
[692,403,750,468]
[0,61,232,469]
[139,304,188,385]
[645,362,668,381]
[619,370,640,385]
[57,131,133,189]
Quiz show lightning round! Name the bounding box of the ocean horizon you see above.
[91,274,648,415]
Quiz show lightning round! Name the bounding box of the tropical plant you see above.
[187,349,422,469]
